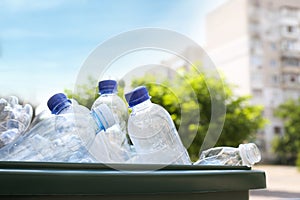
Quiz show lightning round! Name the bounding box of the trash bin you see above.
[0,161,266,200]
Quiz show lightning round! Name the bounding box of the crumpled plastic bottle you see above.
[0,96,33,149]
[91,80,132,163]
[194,143,261,167]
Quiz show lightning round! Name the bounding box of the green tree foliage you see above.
[131,68,266,161]
[273,99,300,166]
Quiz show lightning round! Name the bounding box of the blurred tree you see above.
[273,99,300,165]
[117,79,126,102]
[64,77,126,109]
[131,68,266,161]
[64,77,99,109]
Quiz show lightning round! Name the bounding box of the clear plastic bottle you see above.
[125,86,191,165]
[29,110,51,130]
[0,96,33,149]
[0,93,115,163]
[91,80,131,162]
[47,93,90,115]
[92,80,129,146]
[194,143,261,167]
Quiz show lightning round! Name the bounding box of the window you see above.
[282,40,296,51]
[251,55,262,68]
[283,74,299,85]
[251,38,263,54]
[282,57,300,67]
[270,43,276,51]
[272,75,279,84]
[283,74,298,85]
[274,126,281,135]
[252,89,263,97]
[284,25,298,35]
[252,0,260,7]
[281,25,299,38]
[290,75,296,82]
[270,60,277,67]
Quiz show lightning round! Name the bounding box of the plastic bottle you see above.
[0,93,115,163]
[125,86,191,165]
[194,143,261,167]
[92,80,129,146]
[0,96,33,149]
[30,98,80,129]
[91,80,131,162]
[48,93,116,162]
[29,103,52,130]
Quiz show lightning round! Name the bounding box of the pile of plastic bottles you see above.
[0,96,32,149]
[0,80,261,166]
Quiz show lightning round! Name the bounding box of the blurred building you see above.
[206,0,300,161]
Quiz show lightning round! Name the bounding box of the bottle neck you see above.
[52,101,72,115]
[131,99,152,113]
[100,91,117,96]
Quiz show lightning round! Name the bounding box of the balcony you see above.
[280,7,299,18]
[281,57,300,73]
[281,65,300,74]
[281,30,299,39]
[281,50,300,58]
[281,41,300,56]
[281,26,300,39]
[282,83,300,90]
[279,17,298,26]
[281,73,300,89]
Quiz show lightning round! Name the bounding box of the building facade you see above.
[206,0,300,160]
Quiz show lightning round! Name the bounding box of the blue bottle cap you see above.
[47,93,72,114]
[125,86,150,107]
[98,80,117,94]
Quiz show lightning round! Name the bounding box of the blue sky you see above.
[0,0,226,106]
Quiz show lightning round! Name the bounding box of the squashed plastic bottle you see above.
[0,96,33,149]
[125,86,191,165]
[194,143,261,167]
[29,103,52,130]
[91,80,131,162]
[92,80,129,147]
[0,93,115,163]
